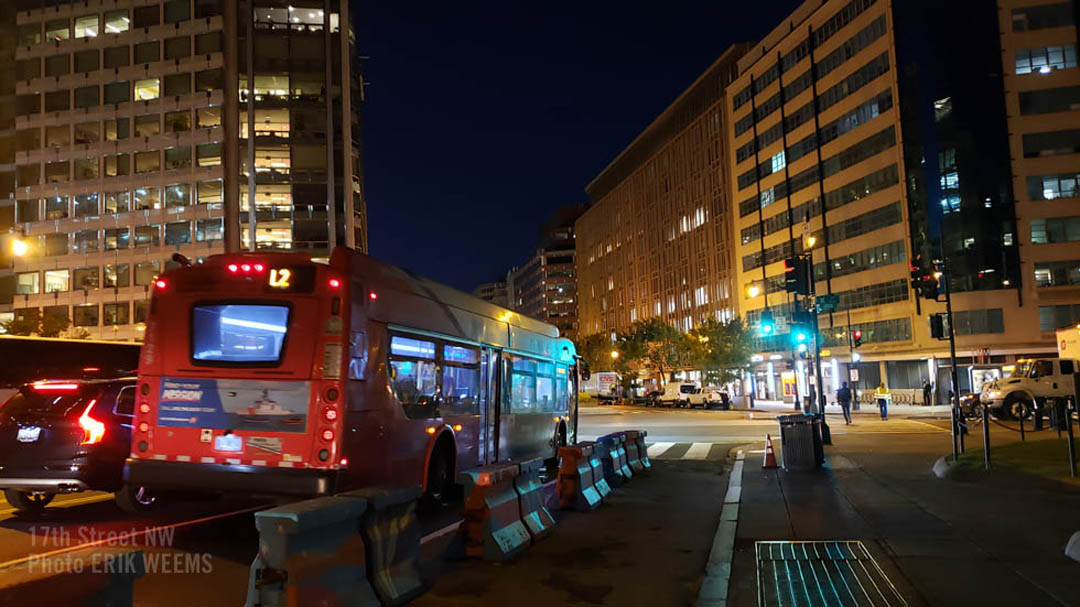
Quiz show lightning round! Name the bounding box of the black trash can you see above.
[777,414,816,471]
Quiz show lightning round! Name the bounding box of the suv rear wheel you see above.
[115,484,157,513]
[4,489,54,514]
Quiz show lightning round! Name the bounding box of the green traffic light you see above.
[795,331,807,342]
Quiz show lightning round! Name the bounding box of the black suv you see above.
[0,378,155,514]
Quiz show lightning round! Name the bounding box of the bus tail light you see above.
[325,387,339,402]
[320,429,334,442]
[138,422,149,432]
[323,407,338,422]
[425,426,436,435]
[78,400,106,445]
[453,424,462,431]
[139,403,151,414]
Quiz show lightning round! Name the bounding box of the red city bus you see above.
[125,247,579,500]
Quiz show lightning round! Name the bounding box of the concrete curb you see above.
[1066,531,1080,563]
[696,449,744,607]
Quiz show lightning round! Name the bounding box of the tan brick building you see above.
[730,0,1077,402]
[576,45,750,340]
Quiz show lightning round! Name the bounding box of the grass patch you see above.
[955,437,1080,486]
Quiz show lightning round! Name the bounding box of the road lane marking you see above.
[0,493,114,518]
[682,442,713,460]
[646,442,675,458]
[0,504,265,572]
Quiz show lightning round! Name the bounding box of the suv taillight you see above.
[78,400,106,445]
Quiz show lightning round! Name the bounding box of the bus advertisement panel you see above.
[125,248,578,501]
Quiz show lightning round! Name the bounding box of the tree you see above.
[575,332,619,373]
[618,318,694,384]
[39,311,71,338]
[688,317,753,387]
[1,308,40,336]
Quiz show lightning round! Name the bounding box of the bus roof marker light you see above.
[368,291,377,300]
[227,263,239,273]
[154,279,167,290]
[253,263,265,273]
[240,264,251,273]
[328,278,341,289]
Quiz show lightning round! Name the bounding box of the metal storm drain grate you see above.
[756,541,906,607]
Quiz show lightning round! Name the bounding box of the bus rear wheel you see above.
[423,443,454,507]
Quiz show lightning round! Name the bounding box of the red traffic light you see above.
[853,330,862,339]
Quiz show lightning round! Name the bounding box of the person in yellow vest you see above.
[875,382,889,420]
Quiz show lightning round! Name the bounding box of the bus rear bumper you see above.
[124,459,342,497]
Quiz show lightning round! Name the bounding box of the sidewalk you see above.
[728,436,1080,606]
[746,399,952,418]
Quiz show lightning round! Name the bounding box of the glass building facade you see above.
[6,0,365,341]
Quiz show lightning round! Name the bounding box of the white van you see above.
[657,383,721,408]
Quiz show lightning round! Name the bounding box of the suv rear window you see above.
[1,387,97,421]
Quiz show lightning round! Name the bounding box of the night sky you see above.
[356,1,801,292]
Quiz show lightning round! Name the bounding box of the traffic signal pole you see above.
[940,249,963,461]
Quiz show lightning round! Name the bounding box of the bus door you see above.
[439,342,483,470]
[484,348,501,463]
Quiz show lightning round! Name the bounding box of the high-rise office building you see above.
[511,205,585,339]
[730,0,1071,401]
[1,1,18,325]
[7,0,364,341]
[576,46,749,340]
[998,1,1080,336]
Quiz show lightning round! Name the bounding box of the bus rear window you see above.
[192,304,290,363]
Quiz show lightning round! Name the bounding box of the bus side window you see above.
[388,335,439,419]
[441,344,481,416]
[1060,360,1074,375]
[555,365,570,412]
[349,330,368,380]
[536,361,555,412]
[509,356,537,412]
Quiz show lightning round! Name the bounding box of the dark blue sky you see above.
[356,1,799,291]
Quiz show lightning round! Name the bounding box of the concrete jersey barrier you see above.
[346,485,426,606]
[595,435,630,487]
[247,495,378,607]
[514,457,557,542]
[578,441,612,500]
[557,443,603,510]
[459,464,532,561]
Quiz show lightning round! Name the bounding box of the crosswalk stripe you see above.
[682,442,713,460]
[646,442,675,458]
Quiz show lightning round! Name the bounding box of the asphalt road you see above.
[0,403,965,605]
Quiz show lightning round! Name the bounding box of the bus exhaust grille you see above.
[756,540,905,607]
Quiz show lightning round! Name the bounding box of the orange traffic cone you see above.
[763,434,778,469]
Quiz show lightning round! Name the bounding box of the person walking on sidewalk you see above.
[922,379,933,406]
[836,381,852,425]
[875,382,889,420]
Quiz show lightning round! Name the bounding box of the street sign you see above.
[849,368,860,382]
[816,294,839,313]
